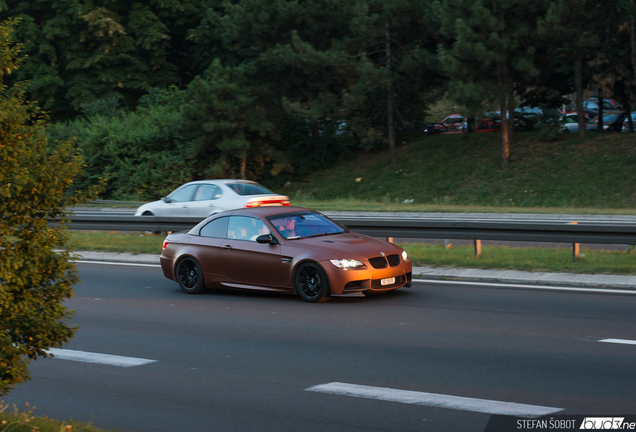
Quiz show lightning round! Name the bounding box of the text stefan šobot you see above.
[516,417,636,430]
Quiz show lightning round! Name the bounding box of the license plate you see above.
[380,277,395,286]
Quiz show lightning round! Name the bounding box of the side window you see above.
[194,185,222,201]
[169,185,198,203]
[227,216,270,241]
[200,217,229,238]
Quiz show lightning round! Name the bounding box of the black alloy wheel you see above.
[176,258,205,294]
[295,262,330,303]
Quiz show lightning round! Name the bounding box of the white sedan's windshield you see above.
[227,182,273,196]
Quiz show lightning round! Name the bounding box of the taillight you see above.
[162,240,169,249]
[245,199,290,208]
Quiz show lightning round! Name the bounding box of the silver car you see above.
[135,180,290,218]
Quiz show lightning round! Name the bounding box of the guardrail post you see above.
[474,239,482,257]
[567,222,580,261]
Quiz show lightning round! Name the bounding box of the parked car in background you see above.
[561,113,588,133]
[422,121,445,135]
[622,112,636,132]
[135,180,290,218]
[439,114,465,132]
[582,100,615,118]
[587,97,622,110]
[586,110,626,132]
[160,206,412,302]
[514,106,543,118]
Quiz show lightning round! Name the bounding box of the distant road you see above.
[72,207,636,224]
[5,263,636,432]
[70,207,636,249]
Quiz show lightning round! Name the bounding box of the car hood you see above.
[134,200,164,216]
[284,232,403,260]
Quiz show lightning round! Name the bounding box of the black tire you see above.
[295,262,331,303]
[176,258,205,294]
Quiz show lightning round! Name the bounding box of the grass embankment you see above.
[72,133,636,274]
[277,132,636,212]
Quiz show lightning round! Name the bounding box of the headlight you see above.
[330,259,365,269]
[402,250,408,261]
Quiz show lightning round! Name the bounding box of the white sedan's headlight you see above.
[402,250,408,261]
[330,259,365,269]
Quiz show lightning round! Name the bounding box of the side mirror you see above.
[161,196,171,203]
[256,234,278,244]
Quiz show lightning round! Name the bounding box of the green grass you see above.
[276,132,636,212]
[402,242,636,275]
[66,231,636,275]
[68,231,164,255]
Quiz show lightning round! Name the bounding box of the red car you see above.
[160,206,412,302]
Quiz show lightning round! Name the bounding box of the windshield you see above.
[591,115,619,123]
[267,211,346,240]
[227,182,273,196]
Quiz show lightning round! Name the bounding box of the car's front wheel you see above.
[295,262,330,303]
[176,258,205,294]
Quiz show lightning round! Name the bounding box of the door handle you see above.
[223,245,233,250]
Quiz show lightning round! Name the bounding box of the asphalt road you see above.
[4,263,636,432]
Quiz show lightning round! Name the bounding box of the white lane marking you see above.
[306,382,563,417]
[599,338,636,346]
[76,260,161,268]
[46,348,156,367]
[415,279,636,295]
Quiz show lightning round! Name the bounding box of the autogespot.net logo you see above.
[580,417,633,429]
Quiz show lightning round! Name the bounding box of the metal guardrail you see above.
[64,214,636,245]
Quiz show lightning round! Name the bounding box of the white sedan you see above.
[561,113,588,133]
[135,180,290,218]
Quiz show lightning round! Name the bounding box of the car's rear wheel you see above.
[295,262,330,303]
[176,258,205,294]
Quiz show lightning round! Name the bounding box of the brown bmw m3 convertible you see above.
[160,206,412,302]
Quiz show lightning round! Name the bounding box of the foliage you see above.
[0,0,202,120]
[47,87,192,201]
[0,19,95,396]
[1,0,636,199]
[180,60,288,180]
[0,400,122,432]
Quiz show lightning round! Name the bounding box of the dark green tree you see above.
[538,0,604,137]
[437,0,546,166]
[181,60,288,180]
[190,0,439,167]
[1,0,202,120]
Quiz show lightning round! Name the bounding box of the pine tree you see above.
[538,0,602,137]
[438,0,545,167]
[181,60,284,180]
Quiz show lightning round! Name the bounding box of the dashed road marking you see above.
[306,382,563,417]
[599,338,636,346]
[46,348,156,367]
[415,279,636,295]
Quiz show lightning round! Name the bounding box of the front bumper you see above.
[321,260,413,295]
